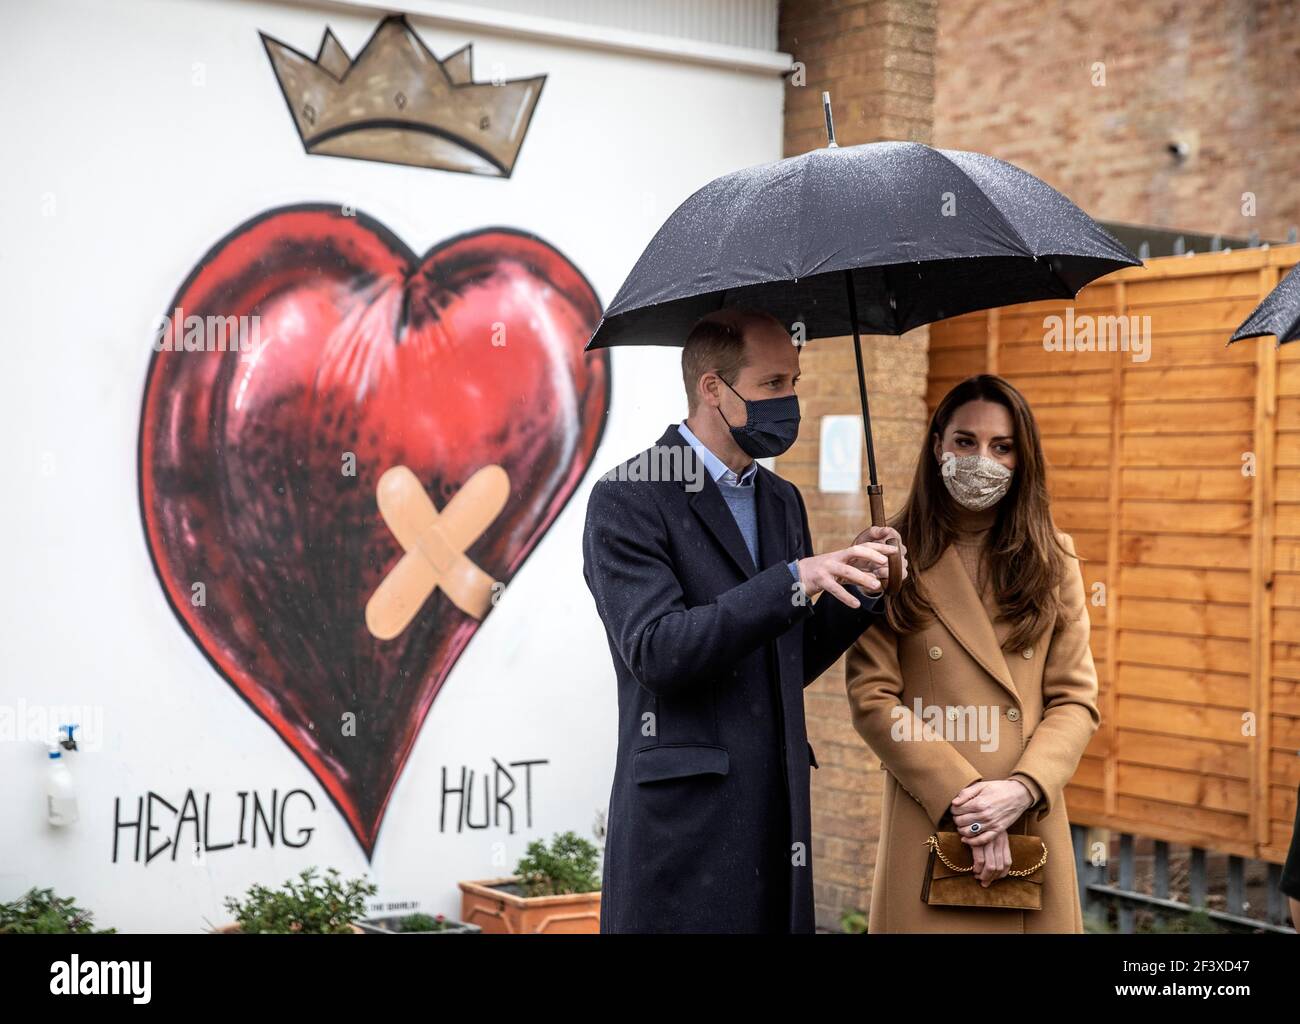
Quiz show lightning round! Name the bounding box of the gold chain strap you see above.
[924,835,1048,876]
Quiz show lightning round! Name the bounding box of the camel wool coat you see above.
[845,530,1101,933]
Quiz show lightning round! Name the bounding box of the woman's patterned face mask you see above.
[939,451,1013,511]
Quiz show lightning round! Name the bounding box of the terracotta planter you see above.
[214,921,365,933]
[458,877,601,934]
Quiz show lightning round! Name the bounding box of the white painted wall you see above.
[0,0,786,931]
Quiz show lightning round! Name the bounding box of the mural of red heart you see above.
[139,205,609,857]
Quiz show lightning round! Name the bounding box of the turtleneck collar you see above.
[950,499,1000,539]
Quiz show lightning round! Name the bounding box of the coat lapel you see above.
[689,477,758,579]
[657,425,758,579]
[658,423,796,581]
[755,466,793,571]
[923,544,1020,703]
[755,467,802,691]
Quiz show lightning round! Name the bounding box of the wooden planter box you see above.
[458,877,600,934]
[356,914,480,934]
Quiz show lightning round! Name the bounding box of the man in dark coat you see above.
[582,308,907,933]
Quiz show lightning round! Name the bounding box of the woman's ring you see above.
[969,822,982,834]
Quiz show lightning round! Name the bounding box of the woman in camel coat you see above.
[846,374,1100,933]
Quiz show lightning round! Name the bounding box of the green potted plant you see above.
[0,887,115,934]
[213,866,377,933]
[357,910,481,934]
[458,830,602,934]
[840,907,869,934]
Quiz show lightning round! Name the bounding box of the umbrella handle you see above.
[867,484,903,596]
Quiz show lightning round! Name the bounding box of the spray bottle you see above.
[46,723,78,826]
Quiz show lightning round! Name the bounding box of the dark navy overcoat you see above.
[582,424,884,933]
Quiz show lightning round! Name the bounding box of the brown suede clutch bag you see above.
[920,817,1047,910]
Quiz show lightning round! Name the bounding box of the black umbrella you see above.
[587,94,1140,591]
[1229,262,1300,346]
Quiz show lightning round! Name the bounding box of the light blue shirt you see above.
[678,420,799,580]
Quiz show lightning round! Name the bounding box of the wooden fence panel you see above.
[927,244,1300,863]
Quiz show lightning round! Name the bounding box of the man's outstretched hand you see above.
[795,540,895,609]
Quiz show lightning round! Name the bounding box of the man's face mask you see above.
[940,451,1013,510]
[718,376,801,459]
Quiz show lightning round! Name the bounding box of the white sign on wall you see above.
[818,415,862,493]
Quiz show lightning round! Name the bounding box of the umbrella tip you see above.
[822,91,838,149]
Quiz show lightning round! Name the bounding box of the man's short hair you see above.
[681,308,786,413]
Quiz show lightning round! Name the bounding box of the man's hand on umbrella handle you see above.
[795,544,890,608]
[851,525,909,587]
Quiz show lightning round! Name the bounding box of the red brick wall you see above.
[934,0,1300,240]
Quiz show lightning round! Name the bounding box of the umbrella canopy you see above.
[1229,261,1300,346]
[586,139,1139,351]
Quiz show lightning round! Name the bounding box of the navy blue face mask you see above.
[717,377,801,459]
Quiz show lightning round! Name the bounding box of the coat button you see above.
[946,706,959,721]
[1006,707,1021,722]
[1022,646,1034,659]
[928,645,943,660]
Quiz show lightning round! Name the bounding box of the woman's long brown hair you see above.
[885,374,1075,650]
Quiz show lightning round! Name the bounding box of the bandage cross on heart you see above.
[366,464,510,639]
